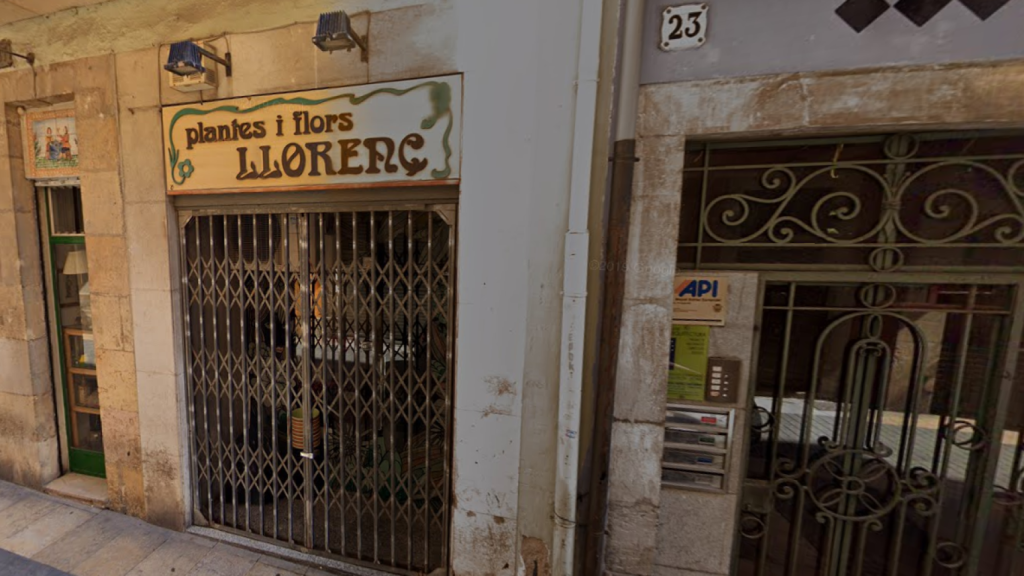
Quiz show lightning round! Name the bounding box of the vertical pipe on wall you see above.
[583,139,636,576]
[582,1,645,574]
[552,0,606,573]
[614,0,645,143]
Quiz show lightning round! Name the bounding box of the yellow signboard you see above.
[673,275,728,326]
[161,74,462,195]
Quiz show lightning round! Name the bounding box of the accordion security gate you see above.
[678,133,1024,576]
[181,208,455,574]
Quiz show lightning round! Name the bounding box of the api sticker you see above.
[672,275,728,326]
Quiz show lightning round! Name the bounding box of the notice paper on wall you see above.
[667,324,709,403]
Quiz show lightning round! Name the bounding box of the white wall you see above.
[452,0,585,572]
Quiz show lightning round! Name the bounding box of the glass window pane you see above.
[68,333,95,369]
[49,186,84,235]
[53,245,90,330]
[74,413,103,452]
[73,374,99,410]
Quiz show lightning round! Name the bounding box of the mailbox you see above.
[662,405,734,492]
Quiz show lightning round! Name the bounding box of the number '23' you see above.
[668,11,702,40]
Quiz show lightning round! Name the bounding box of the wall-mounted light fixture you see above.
[0,39,35,69]
[165,41,232,78]
[312,11,368,62]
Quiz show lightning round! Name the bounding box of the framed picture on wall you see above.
[22,108,79,179]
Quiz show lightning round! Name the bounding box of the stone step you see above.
[42,474,108,509]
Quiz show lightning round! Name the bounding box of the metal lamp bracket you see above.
[0,39,35,69]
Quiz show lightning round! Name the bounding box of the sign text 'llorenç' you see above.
[161,74,462,195]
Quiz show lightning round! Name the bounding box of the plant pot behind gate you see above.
[289,408,323,450]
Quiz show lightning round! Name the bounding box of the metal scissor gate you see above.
[180,207,455,574]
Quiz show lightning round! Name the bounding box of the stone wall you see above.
[0,86,58,489]
[0,56,142,514]
[0,0,462,533]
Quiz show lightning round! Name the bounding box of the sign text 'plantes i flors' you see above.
[161,74,462,195]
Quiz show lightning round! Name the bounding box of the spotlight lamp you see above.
[0,39,35,69]
[164,41,232,77]
[312,11,368,62]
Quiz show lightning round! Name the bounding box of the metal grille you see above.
[680,132,1024,272]
[181,208,455,574]
[739,276,1024,576]
[985,352,1024,575]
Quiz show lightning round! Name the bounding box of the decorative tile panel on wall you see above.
[837,0,1013,31]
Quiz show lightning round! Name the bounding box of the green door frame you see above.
[45,191,105,478]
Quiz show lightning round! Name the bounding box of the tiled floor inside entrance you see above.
[0,480,349,576]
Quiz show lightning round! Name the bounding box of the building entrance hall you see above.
[677,133,1024,576]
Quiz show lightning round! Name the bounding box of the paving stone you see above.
[253,555,310,574]
[124,535,214,576]
[32,510,135,571]
[0,505,94,557]
[0,549,74,576]
[0,497,61,540]
[0,483,28,514]
[246,561,305,576]
[179,532,219,549]
[185,543,258,576]
[213,541,261,561]
[0,482,352,576]
[72,522,169,576]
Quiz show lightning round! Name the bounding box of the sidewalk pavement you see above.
[0,480,345,576]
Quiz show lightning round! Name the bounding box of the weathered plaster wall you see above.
[0,0,429,68]
[604,58,1024,576]
[640,0,1024,84]
[637,61,1024,138]
[450,0,584,571]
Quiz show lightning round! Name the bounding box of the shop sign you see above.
[161,74,462,195]
[673,274,727,326]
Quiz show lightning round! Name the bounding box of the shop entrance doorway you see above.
[43,185,106,478]
[180,207,455,574]
[678,133,1024,575]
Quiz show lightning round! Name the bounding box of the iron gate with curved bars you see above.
[180,207,455,575]
[680,133,1024,576]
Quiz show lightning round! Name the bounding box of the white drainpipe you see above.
[552,0,605,573]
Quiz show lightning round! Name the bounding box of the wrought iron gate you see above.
[181,207,455,574]
[741,275,1024,576]
[679,133,1024,575]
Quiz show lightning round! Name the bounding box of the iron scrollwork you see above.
[768,447,940,525]
[739,513,768,540]
[684,133,1024,271]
